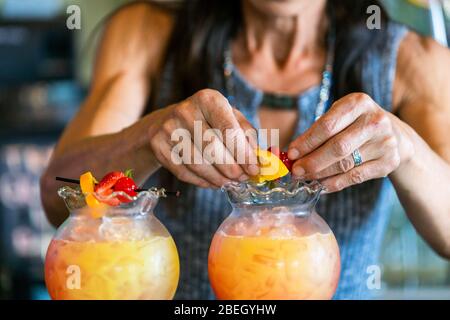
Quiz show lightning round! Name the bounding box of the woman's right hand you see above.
[147,89,260,188]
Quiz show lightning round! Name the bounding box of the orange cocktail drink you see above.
[208,180,340,300]
[44,184,180,300]
[45,236,179,300]
[209,229,339,299]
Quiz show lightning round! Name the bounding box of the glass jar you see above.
[208,180,340,300]
[45,187,179,300]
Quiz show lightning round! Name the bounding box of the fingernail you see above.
[288,148,300,160]
[238,174,249,182]
[248,164,259,176]
[293,166,305,177]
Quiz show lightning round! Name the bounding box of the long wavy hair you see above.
[160,0,389,103]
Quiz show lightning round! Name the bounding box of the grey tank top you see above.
[151,21,409,300]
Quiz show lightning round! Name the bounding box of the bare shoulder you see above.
[93,1,175,84]
[394,31,450,112]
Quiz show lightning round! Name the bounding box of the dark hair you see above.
[162,0,389,103]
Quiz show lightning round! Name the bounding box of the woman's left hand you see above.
[288,93,415,193]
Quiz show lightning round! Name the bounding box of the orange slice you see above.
[79,172,106,218]
[251,148,289,183]
[80,171,97,194]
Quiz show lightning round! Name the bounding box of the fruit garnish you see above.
[80,172,100,208]
[124,169,134,178]
[279,151,293,172]
[94,171,125,195]
[114,177,138,203]
[251,148,289,183]
[268,146,293,172]
[80,171,97,194]
[77,169,140,209]
[93,171,126,206]
[79,171,107,217]
[95,188,121,206]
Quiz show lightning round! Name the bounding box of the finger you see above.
[203,143,249,182]
[185,142,234,187]
[292,114,383,176]
[193,89,259,176]
[185,118,248,181]
[168,120,243,185]
[304,139,387,180]
[288,93,376,160]
[233,108,258,149]
[153,137,215,189]
[319,155,397,193]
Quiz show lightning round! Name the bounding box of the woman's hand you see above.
[288,93,415,193]
[147,89,259,188]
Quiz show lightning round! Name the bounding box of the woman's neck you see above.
[236,0,328,70]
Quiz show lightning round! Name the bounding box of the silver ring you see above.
[352,149,363,167]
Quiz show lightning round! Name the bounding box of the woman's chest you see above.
[232,58,325,148]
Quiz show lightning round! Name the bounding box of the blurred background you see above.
[0,0,449,300]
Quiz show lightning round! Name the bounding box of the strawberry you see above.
[92,170,138,205]
[93,171,125,206]
[94,171,125,194]
[114,177,138,203]
[95,188,121,206]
